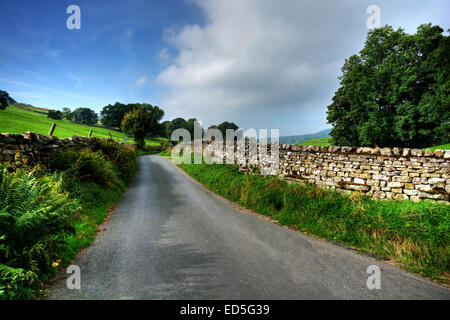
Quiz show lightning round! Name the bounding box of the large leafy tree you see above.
[62,107,72,120]
[168,118,187,139]
[121,108,151,148]
[0,90,15,110]
[121,105,165,147]
[47,110,63,120]
[217,121,239,138]
[327,24,449,148]
[100,102,164,135]
[100,102,133,128]
[71,107,98,125]
[159,121,171,138]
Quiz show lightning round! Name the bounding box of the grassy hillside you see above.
[279,128,331,144]
[427,143,450,152]
[13,103,49,115]
[298,137,449,151]
[0,105,164,146]
[298,137,332,146]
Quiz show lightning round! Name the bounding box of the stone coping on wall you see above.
[279,144,450,159]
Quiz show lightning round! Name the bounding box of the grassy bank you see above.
[176,160,449,284]
[0,140,138,299]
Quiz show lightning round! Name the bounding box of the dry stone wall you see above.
[0,132,126,167]
[198,140,449,202]
[276,144,450,203]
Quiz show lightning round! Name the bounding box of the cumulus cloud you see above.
[134,76,148,87]
[157,0,448,135]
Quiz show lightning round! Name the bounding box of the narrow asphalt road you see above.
[47,155,449,300]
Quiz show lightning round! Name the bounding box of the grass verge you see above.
[176,160,449,284]
[0,140,138,299]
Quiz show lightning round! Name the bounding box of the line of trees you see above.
[48,107,98,124]
[158,118,239,140]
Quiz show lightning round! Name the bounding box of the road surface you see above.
[47,155,450,300]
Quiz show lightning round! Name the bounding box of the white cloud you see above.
[157,0,449,135]
[134,76,148,87]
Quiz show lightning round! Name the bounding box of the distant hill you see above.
[277,128,331,144]
[13,102,50,115]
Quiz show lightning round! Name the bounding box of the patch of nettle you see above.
[0,140,138,299]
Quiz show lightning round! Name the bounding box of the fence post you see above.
[109,131,113,139]
[48,123,56,136]
[88,129,93,137]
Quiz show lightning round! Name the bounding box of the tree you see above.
[326,24,449,148]
[217,121,239,138]
[71,108,98,125]
[0,90,15,110]
[159,121,171,138]
[47,110,63,120]
[100,102,133,128]
[140,104,164,137]
[62,107,72,119]
[168,118,187,139]
[181,118,204,139]
[100,102,164,136]
[121,107,152,148]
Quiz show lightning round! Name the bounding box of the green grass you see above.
[298,137,450,151]
[426,143,450,152]
[177,160,449,283]
[0,105,161,146]
[14,103,49,114]
[57,179,127,266]
[298,137,332,146]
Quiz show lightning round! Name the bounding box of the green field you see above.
[298,138,332,146]
[0,105,165,146]
[298,137,449,151]
[428,143,450,152]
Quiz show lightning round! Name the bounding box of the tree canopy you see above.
[71,107,98,125]
[326,24,449,148]
[120,105,165,147]
[168,118,187,139]
[47,110,63,120]
[62,107,72,120]
[100,102,134,128]
[217,121,239,138]
[0,90,15,110]
[100,102,164,131]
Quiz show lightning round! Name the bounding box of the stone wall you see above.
[0,132,127,167]
[196,140,449,202]
[274,144,449,203]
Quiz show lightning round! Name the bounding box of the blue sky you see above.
[0,0,202,110]
[1,0,449,135]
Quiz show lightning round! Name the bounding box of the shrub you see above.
[52,149,79,172]
[53,143,136,186]
[73,149,118,187]
[94,140,138,182]
[0,167,78,299]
